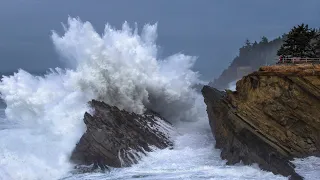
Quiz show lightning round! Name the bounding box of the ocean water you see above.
[61,119,288,180]
[0,18,319,180]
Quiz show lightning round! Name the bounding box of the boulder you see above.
[70,100,174,170]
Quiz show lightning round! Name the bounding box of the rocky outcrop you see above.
[70,100,174,170]
[202,64,320,180]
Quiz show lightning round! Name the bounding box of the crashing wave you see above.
[0,17,203,180]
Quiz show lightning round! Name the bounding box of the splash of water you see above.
[0,17,201,180]
[227,80,238,91]
[1,17,319,180]
[52,18,201,122]
[62,117,288,180]
[292,156,320,179]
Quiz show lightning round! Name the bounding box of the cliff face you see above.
[71,100,174,170]
[202,64,320,179]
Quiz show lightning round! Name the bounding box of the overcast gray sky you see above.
[0,0,319,80]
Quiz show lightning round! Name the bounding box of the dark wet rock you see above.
[70,100,174,169]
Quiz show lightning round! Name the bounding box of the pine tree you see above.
[260,36,269,44]
[277,23,318,57]
[314,30,320,57]
[239,39,252,57]
[245,39,252,48]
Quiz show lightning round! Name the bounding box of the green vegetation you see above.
[277,23,320,58]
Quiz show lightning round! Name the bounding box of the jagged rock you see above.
[70,100,174,169]
[202,64,320,180]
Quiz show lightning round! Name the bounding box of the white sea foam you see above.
[63,117,288,180]
[0,17,202,180]
[227,80,238,91]
[292,156,320,180]
[52,17,201,122]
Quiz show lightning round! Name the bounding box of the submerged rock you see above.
[202,64,320,180]
[70,100,174,169]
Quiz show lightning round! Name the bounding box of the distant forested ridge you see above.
[209,36,283,89]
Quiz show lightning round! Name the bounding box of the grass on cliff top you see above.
[259,64,320,74]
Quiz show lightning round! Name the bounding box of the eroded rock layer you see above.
[202,64,320,180]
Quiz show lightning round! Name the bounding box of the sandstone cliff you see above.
[202,64,320,180]
[71,100,174,170]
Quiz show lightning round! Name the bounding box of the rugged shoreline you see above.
[202,64,320,179]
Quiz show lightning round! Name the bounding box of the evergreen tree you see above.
[277,23,318,57]
[245,39,251,47]
[260,36,269,44]
[252,41,258,47]
[314,29,320,57]
[239,39,252,57]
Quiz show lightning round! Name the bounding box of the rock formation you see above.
[70,100,174,170]
[202,64,320,180]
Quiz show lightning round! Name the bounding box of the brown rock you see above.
[202,64,320,180]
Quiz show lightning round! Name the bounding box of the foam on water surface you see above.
[61,118,288,180]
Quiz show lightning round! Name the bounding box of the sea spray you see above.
[52,17,201,122]
[227,80,238,91]
[0,17,202,180]
[0,69,89,180]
